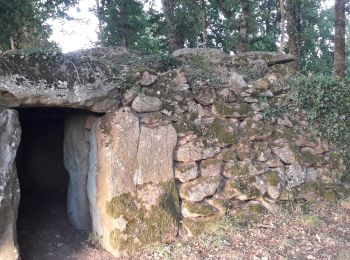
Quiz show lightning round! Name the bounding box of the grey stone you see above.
[175,139,220,162]
[131,93,163,113]
[232,51,296,66]
[0,108,21,260]
[180,176,221,202]
[139,71,158,86]
[194,88,217,105]
[0,48,136,113]
[272,145,297,165]
[172,48,228,63]
[122,86,140,106]
[88,108,178,256]
[64,114,92,231]
[175,162,199,183]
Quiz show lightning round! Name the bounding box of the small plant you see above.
[237,66,265,82]
[87,233,102,247]
[300,214,325,230]
[340,196,350,210]
[292,75,350,180]
[182,53,226,89]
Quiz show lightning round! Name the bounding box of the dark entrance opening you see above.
[15,108,94,260]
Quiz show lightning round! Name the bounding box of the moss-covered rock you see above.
[254,142,272,162]
[200,158,223,177]
[264,170,281,187]
[220,147,237,162]
[183,216,221,236]
[231,176,262,200]
[207,117,238,145]
[296,147,323,167]
[223,161,250,179]
[175,162,199,183]
[107,182,180,253]
[234,203,266,225]
[240,119,273,141]
[182,201,217,217]
[213,101,253,118]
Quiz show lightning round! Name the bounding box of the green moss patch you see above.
[107,181,180,252]
[209,117,237,144]
[264,170,281,187]
[183,201,216,216]
[213,101,253,118]
[183,217,221,236]
[232,176,261,198]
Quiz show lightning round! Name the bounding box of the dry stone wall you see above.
[0,48,347,258]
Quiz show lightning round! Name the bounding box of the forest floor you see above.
[18,194,350,260]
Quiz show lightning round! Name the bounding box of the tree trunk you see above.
[120,3,129,48]
[10,37,16,50]
[279,0,286,52]
[239,0,249,53]
[96,0,103,44]
[161,0,182,51]
[200,0,208,48]
[286,0,301,70]
[333,0,347,79]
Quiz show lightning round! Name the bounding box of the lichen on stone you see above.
[107,181,180,252]
[182,201,216,217]
[231,176,261,198]
[264,170,281,187]
[209,117,237,144]
[213,101,253,118]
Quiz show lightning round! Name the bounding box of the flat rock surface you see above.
[0,48,137,112]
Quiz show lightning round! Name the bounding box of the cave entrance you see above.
[15,107,99,259]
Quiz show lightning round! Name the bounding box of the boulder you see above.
[0,108,21,260]
[139,71,158,86]
[179,176,221,202]
[131,94,163,113]
[272,145,297,165]
[175,138,220,162]
[200,158,222,178]
[193,88,217,105]
[175,162,199,183]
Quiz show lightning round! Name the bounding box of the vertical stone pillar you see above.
[0,108,21,260]
[64,114,93,230]
[87,108,179,256]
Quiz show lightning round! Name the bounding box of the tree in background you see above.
[97,0,145,48]
[333,0,347,78]
[0,0,78,51]
[286,0,301,70]
[160,0,203,52]
[279,0,285,52]
[0,0,348,77]
[238,0,249,52]
[200,0,208,48]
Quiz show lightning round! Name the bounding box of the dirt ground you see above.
[17,193,350,260]
[17,191,115,260]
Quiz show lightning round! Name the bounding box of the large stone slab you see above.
[0,48,137,112]
[87,108,179,256]
[232,51,296,66]
[0,108,21,260]
[64,114,92,230]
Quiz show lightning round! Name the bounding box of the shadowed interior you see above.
[15,108,92,260]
